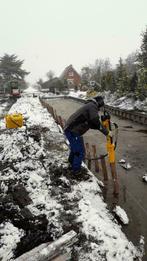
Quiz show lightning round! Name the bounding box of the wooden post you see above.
[92,145,99,172]
[110,163,119,195]
[58,116,64,129]
[63,119,66,127]
[85,142,91,170]
[48,105,53,114]
[15,230,78,261]
[61,118,65,128]
[47,104,51,114]
[49,106,54,119]
[100,156,108,181]
[53,109,58,123]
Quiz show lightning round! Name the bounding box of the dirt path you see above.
[46,97,147,260]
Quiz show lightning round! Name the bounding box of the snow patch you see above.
[0,222,24,261]
[113,206,129,225]
[142,174,147,183]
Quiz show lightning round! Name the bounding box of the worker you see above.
[64,96,112,175]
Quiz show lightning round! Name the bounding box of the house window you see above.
[68,71,74,77]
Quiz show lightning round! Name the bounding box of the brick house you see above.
[60,65,81,89]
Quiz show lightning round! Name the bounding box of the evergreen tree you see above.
[137,27,147,99]
[136,67,147,99]
[139,27,147,68]
[0,54,29,82]
[116,58,129,95]
[101,70,117,92]
[129,72,138,92]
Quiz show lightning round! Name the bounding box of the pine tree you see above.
[101,70,117,93]
[129,72,138,92]
[116,58,129,95]
[137,27,147,99]
[139,27,147,68]
[0,54,29,82]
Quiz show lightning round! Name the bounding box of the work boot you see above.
[72,167,90,181]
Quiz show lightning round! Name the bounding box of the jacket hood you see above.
[86,98,102,109]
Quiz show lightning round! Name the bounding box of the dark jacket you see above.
[64,99,109,136]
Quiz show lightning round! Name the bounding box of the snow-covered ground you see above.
[23,86,39,93]
[0,95,144,260]
[104,91,147,112]
[0,100,9,116]
[63,89,147,112]
[66,90,147,112]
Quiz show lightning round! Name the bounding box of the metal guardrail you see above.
[105,105,147,125]
[40,95,147,125]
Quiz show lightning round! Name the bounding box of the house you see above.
[41,77,64,94]
[60,65,81,89]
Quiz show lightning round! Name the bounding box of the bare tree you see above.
[46,70,55,81]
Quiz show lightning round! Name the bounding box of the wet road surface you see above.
[45,97,147,260]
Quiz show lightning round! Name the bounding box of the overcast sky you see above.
[0,0,146,84]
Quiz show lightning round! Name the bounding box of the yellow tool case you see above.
[5,113,23,128]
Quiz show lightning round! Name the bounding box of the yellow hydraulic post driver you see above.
[101,111,119,195]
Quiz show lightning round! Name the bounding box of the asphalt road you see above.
[46,97,147,260]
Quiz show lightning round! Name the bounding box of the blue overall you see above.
[64,129,85,172]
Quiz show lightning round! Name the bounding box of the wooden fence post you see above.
[47,104,51,114]
[85,142,91,170]
[53,109,59,123]
[58,116,64,129]
[110,163,119,195]
[100,156,108,181]
[92,145,99,172]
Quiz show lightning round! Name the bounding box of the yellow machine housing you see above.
[5,113,23,128]
[102,118,115,164]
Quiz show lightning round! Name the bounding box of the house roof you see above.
[60,65,80,79]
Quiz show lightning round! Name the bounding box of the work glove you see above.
[108,131,113,137]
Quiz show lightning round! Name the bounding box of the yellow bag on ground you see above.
[5,113,23,128]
